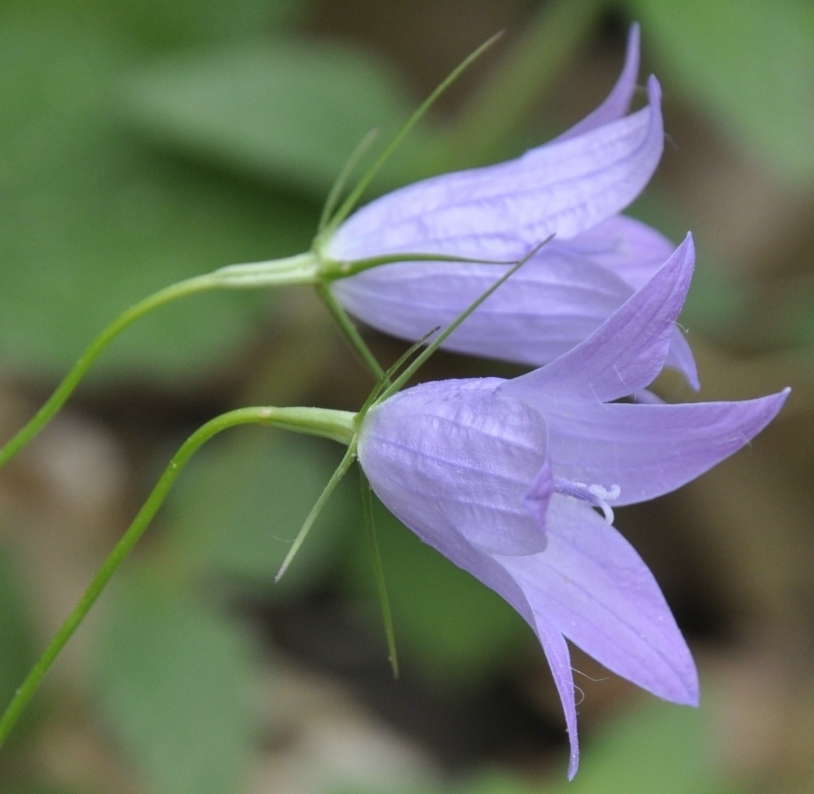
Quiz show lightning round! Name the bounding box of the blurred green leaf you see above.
[630,0,814,182]
[94,0,310,52]
[121,38,430,199]
[343,497,529,686]
[0,9,318,379]
[336,699,727,794]
[6,788,81,794]
[0,544,38,735]
[543,701,720,794]
[0,0,309,53]
[96,571,259,794]
[471,704,723,794]
[169,430,356,595]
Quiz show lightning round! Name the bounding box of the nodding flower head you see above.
[327,25,698,388]
[356,235,789,778]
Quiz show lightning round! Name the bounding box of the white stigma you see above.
[554,478,621,525]
[587,483,620,525]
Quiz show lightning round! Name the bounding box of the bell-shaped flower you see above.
[356,234,788,778]
[327,26,698,387]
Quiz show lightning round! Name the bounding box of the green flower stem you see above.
[0,405,355,748]
[436,0,605,170]
[0,253,319,471]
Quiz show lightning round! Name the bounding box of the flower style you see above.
[355,234,789,778]
[328,25,698,387]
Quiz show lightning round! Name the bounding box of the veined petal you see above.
[554,23,640,143]
[333,213,697,385]
[539,390,790,505]
[333,248,632,365]
[357,379,549,555]
[500,233,694,403]
[497,495,698,706]
[356,494,582,778]
[524,453,554,529]
[328,78,664,263]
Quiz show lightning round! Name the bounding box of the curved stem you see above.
[0,253,319,471]
[0,274,218,469]
[0,405,355,748]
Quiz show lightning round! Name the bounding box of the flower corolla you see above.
[328,25,698,386]
[356,234,788,778]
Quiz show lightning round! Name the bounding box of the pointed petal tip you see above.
[671,663,700,707]
[624,22,640,74]
[647,74,662,106]
[771,386,792,417]
[567,750,579,781]
[668,232,701,390]
[756,387,791,421]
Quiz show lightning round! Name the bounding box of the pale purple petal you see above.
[523,453,554,530]
[558,214,676,291]
[554,24,640,143]
[497,495,698,706]
[357,379,550,555]
[666,324,699,390]
[328,78,664,263]
[500,233,694,403]
[530,613,580,780]
[332,247,633,366]
[537,390,790,505]
[334,242,696,382]
[371,516,582,780]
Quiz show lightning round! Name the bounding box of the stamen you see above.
[554,477,621,525]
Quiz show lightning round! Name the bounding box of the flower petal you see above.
[497,495,699,706]
[328,78,664,263]
[530,613,580,780]
[500,233,694,403]
[554,23,640,142]
[666,324,699,390]
[333,246,633,365]
[537,390,790,505]
[358,379,549,555]
[524,452,554,530]
[558,214,675,291]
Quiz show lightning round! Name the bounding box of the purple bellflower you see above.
[356,234,789,778]
[328,26,698,387]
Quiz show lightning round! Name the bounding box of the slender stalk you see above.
[317,33,503,242]
[318,129,380,234]
[316,283,386,381]
[0,275,213,469]
[0,405,355,747]
[0,254,320,471]
[275,442,358,582]
[361,470,398,678]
